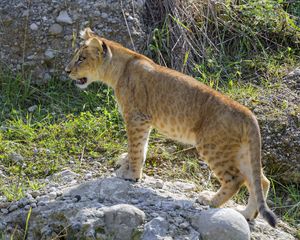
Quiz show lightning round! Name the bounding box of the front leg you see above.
[116,115,151,181]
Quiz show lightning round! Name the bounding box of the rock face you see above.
[0,174,296,240]
[0,0,146,83]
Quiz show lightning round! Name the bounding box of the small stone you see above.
[44,49,55,60]
[22,10,29,17]
[155,180,164,189]
[24,205,31,210]
[101,12,108,18]
[174,181,196,192]
[56,11,73,24]
[31,190,40,198]
[85,172,93,179]
[48,192,57,199]
[30,202,37,208]
[38,201,46,206]
[30,23,38,31]
[1,208,9,214]
[9,153,24,162]
[28,105,38,112]
[49,23,63,35]
[179,221,189,229]
[8,204,18,212]
[43,73,52,81]
[142,216,169,240]
[127,15,134,21]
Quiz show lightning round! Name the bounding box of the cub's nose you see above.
[65,66,71,74]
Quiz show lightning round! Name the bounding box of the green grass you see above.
[0,66,126,201]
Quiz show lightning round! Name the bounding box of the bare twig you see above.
[121,0,136,51]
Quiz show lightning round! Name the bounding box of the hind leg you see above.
[198,176,244,207]
[196,143,244,207]
[197,153,244,206]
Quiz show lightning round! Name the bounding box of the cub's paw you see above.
[115,166,142,182]
[115,153,142,181]
[196,190,215,206]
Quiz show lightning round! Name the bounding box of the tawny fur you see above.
[65,28,277,227]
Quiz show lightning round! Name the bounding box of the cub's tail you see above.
[248,117,277,228]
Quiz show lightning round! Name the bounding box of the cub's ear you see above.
[80,27,94,40]
[86,37,103,52]
[86,37,111,60]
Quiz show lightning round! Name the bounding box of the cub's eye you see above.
[78,56,86,63]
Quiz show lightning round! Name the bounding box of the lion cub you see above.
[65,28,277,227]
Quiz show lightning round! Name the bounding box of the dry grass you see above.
[145,0,300,83]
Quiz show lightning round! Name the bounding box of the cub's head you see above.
[65,28,110,89]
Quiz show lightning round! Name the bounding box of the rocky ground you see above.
[0,168,297,240]
[0,0,146,83]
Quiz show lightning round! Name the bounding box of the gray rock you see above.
[9,153,24,162]
[99,177,131,202]
[30,190,40,198]
[44,49,55,60]
[48,192,57,199]
[1,208,9,214]
[142,216,169,240]
[24,205,31,210]
[8,204,18,212]
[30,23,38,31]
[103,204,145,240]
[56,11,73,24]
[28,105,38,112]
[22,10,29,17]
[174,181,196,192]
[190,208,250,240]
[49,23,63,35]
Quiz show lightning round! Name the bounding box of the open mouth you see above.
[75,77,87,85]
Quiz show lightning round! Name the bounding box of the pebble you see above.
[1,209,9,214]
[8,204,18,212]
[49,23,63,35]
[155,180,164,189]
[44,49,55,60]
[30,23,38,31]
[24,205,31,210]
[56,11,72,24]
[38,201,46,206]
[101,12,108,18]
[22,10,29,17]
[31,190,41,198]
[48,192,57,199]
[84,172,93,179]
[30,203,37,208]
[9,153,24,162]
[174,181,196,192]
[28,105,38,112]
